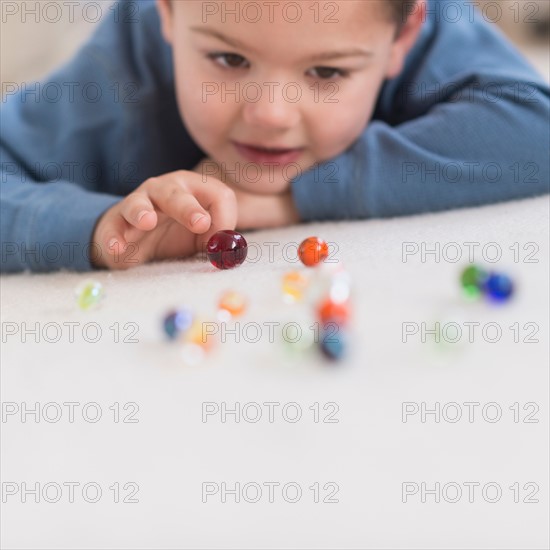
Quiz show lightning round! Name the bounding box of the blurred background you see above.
[1,0,549,89]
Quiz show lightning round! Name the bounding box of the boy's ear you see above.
[385,0,427,80]
[156,0,174,44]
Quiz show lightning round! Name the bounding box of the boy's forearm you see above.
[291,85,550,221]
[1,175,120,273]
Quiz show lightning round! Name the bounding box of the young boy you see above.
[1,0,548,273]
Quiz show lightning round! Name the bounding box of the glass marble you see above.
[430,304,469,351]
[320,328,346,360]
[328,269,352,304]
[484,273,514,302]
[281,271,309,303]
[75,279,104,310]
[305,263,348,305]
[282,321,315,354]
[185,317,216,350]
[218,290,247,317]
[460,265,488,299]
[298,237,329,267]
[207,230,248,270]
[163,309,193,340]
[278,311,317,355]
[317,297,350,326]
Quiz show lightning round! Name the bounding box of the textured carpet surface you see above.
[1,196,549,549]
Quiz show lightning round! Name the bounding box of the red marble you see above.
[299,237,329,267]
[207,230,248,269]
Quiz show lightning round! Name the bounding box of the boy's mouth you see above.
[232,141,304,164]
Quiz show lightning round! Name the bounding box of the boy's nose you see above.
[241,85,302,129]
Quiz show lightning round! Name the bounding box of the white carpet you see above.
[1,195,549,549]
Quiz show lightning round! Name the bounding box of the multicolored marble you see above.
[181,343,206,367]
[281,271,309,303]
[185,317,216,351]
[163,309,193,340]
[75,279,104,310]
[218,290,247,317]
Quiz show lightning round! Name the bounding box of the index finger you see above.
[142,171,238,231]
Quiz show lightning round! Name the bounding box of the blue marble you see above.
[320,328,346,360]
[163,309,193,340]
[485,273,514,302]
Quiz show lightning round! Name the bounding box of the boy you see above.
[1,0,548,273]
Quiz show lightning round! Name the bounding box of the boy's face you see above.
[157,0,424,194]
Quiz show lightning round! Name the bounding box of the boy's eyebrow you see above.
[190,27,373,61]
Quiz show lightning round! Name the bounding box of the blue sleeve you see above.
[0,0,178,273]
[291,0,550,220]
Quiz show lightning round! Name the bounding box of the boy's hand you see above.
[91,170,237,269]
[192,157,301,230]
[232,188,301,231]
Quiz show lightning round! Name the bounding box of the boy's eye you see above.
[206,53,348,80]
[207,52,249,69]
[309,66,348,80]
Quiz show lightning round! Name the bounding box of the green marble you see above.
[460,265,487,299]
[76,280,104,310]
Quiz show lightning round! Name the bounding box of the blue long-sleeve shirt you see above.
[1,0,549,273]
